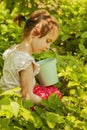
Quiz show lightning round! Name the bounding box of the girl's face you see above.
[31,29,58,54]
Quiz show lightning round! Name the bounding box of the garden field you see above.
[0,0,87,129]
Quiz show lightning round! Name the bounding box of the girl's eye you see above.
[46,38,52,43]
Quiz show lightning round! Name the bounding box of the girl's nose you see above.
[46,45,50,49]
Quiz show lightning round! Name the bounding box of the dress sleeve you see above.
[3,44,17,60]
[13,52,33,72]
[13,50,40,75]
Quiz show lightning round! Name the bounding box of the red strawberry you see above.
[30,105,35,111]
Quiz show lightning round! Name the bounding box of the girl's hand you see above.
[30,93,42,105]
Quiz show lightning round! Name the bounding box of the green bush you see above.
[0,0,87,129]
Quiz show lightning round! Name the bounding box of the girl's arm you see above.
[19,64,41,104]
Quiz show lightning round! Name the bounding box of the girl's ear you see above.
[31,26,41,37]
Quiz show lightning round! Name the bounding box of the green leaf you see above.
[80,108,87,119]
[20,107,43,128]
[0,87,21,97]
[31,112,43,128]
[20,107,35,121]
[35,106,45,115]
[42,126,51,130]
[48,94,63,110]
[0,118,10,130]
[22,100,34,109]
[45,112,64,124]
[41,99,49,108]
[11,127,22,130]
[61,34,70,41]
[47,120,56,129]
[81,31,87,38]
[0,104,13,118]
[68,81,80,87]
[0,97,10,106]
[66,115,76,122]
[10,101,20,117]
[79,44,87,55]
[65,115,75,129]
[25,123,36,130]
[69,89,76,95]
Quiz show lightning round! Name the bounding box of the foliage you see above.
[0,0,87,129]
[57,0,87,54]
[0,81,87,130]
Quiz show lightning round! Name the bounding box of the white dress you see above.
[0,44,40,91]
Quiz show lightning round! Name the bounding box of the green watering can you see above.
[36,58,58,86]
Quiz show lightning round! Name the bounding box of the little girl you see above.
[0,9,61,104]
